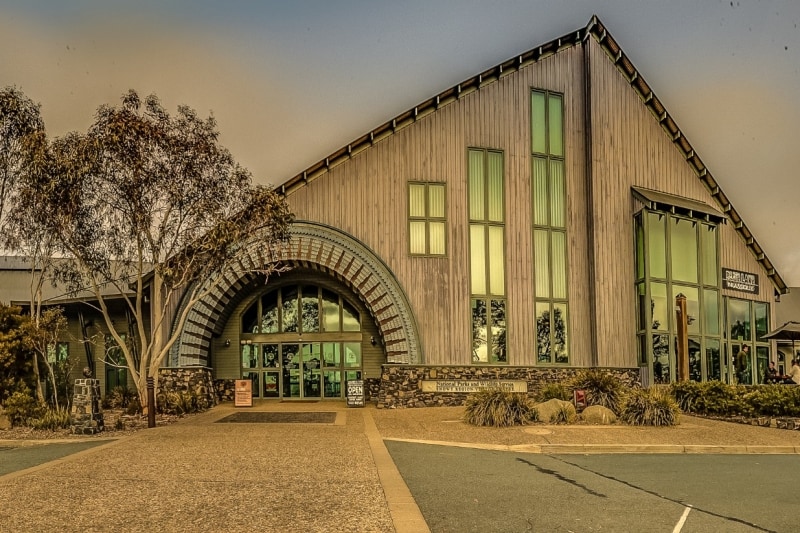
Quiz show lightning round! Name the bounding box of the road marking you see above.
[672,505,693,533]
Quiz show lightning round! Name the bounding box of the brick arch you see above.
[172,221,421,366]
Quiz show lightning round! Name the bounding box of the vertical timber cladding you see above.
[174,222,421,367]
[286,44,593,366]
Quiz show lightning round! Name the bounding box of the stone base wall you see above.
[159,367,216,407]
[71,378,104,434]
[377,365,641,409]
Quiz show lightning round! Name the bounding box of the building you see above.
[2,15,789,405]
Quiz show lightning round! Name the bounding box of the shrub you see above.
[463,389,538,427]
[3,389,45,426]
[549,402,577,424]
[102,386,137,410]
[158,390,208,415]
[571,370,627,414]
[536,383,571,402]
[620,388,679,426]
[669,381,746,416]
[28,407,72,430]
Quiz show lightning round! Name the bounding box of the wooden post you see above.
[675,293,689,382]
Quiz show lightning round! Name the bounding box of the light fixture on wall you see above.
[370,336,377,346]
[224,339,231,347]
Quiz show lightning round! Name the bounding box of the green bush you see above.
[102,386,138,410]
[669,381,747,416]
[620,388,679,426]
[536,383,571,402]
[742,385,800,417]
[463,389,538,427]
[158,390,209,415]
[549,403,577,424]
[3,389,45,426]
[28,407,72,430]
[571,370,626,414]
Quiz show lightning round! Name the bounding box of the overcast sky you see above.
[1,0,799,286]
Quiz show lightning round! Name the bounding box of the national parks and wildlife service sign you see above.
[420,380,528,393]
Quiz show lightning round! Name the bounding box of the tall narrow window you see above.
[531,90,568,363]
[469,149,506,364]
[409,182,446,255]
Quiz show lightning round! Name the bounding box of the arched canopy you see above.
[171,221,421,366]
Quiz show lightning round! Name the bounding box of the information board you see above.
[234,379,253,407]
[346,379,365,407]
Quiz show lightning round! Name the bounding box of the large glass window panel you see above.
[409,221,426,254]
[652,333,670,383]
[647,212,667,279]
[429,184,445,218]
[728,299,751,341]
[301,287,320,333]
[549,160,565,228]
[548,94,563,157]
[706,338,721,381]
[282,344,301,398]
[471,299,488,363]
[670,218,698,283]
[470,225,486,294]
[241,344,259,369]
[281,287,298,333]
[341,299,360,332]
[302,343,321,398]
[688,337,702,381]
[534,230,550,298]
[323,370,341,398]
[756,346,769,384]
[553,303,568,363]
[262,344,279,368]
[242,371,260,399]
[701,224,718,286]
[551,231,567,300]
[242,302,259,334]
[261,291,279,334]
[409,184,425,217]
[321,289,340,332]
[651,282,668,332]
[429,222,445,255]
[703,289,720,336]
[637,283,647,332]
[488,226,505,296]
[323,343,340,367]
[487,152,504,223]
[343,343,361,367]
[532,157,548,226]
[468,150,485,220]
[673,285,699,335]
[635,214,645,280]
[754,302,769,341]
[490,299,507,363]
[262,371,279,398]
[531,91,546,154]
[535,302,551,363]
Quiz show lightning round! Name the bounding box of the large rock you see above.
[581,405,617,425]
[533,398,576,424]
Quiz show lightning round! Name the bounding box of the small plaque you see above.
[346,379,365,407]
[234,379,253,407]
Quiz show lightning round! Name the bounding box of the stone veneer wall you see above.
[159,367,216,406]
[376,365,641,409]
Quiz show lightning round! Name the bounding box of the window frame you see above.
[408,181,447,256]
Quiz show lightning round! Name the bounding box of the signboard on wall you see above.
[420,380,528,393]
[722,268,759,294]
[234,379,253,407]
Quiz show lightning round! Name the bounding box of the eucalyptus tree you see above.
[29,90,293,412]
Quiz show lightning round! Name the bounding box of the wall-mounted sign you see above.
[420,380,528,393]
[722,268,759,294]
[234,379,253,407]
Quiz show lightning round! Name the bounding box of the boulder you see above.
[533,398,577,424]
[581,405,617,425]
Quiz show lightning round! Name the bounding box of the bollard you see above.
[146,376,156,428]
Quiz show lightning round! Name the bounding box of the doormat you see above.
[216,412,337,424]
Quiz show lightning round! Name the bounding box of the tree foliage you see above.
[15,90,294,411]
[0,304,34,402]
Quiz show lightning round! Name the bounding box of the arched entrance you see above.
[170,222,422,376]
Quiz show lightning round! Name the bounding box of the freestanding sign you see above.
[234,379,253,407]
[346,379,365,407]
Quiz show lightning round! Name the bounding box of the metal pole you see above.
[146,376,156,428]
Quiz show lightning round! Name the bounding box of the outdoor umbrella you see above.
[762,321,800,360]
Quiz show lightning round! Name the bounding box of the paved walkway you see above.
[3,403,800,532]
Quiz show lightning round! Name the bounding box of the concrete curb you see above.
[384,437,800,455]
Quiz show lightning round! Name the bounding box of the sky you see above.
[1,0,799,286]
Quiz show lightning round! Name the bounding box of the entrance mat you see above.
[216,412,337,424]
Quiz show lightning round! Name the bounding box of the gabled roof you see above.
[276,15,788,296]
